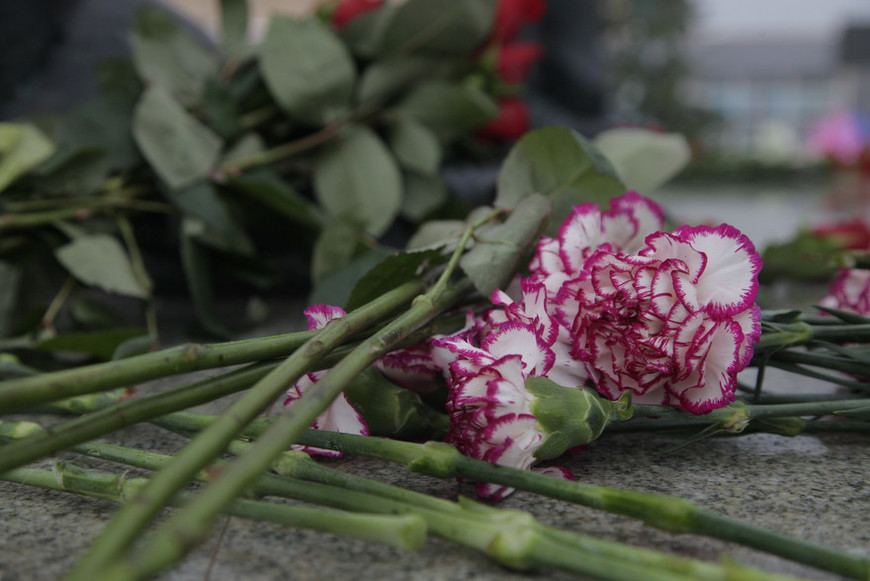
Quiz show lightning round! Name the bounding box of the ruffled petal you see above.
[673,224,762,318]
[303,304,347,331]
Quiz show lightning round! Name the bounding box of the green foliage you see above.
[760,231,842,283]
[496,127,624,234]
[0,124,55,193]
[460,194,550,295]
[396,82,498,143]
[346,248,446,311]
[259,16,357,124]
[129,4,218,105]
[132,87,223,190]
[54,234,149,299]
[313,126,402,238]
[593,128,690,193]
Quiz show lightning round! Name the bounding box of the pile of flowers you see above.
[287,191,764,497]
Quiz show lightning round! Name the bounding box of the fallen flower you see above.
[820,268,870,316]
[284,304,369,456]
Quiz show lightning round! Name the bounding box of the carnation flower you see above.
[476,98,531,141]
[820,268,870,316]
[496,42,544,84]
[557,223,762,413]
[284,304,368,457]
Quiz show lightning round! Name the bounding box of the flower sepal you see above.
[345,367,449,439]
[526,377,632,460]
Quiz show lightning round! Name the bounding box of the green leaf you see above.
[259,16,356,124]
[54,234,149,299]
[36,328,148,361]
[0,123,56,193]
[311,216,366,284]
[228,172,323,230]
[395,81,497,142]
[313,126,402,237]
[112,333,159,360]
[52,93,141,171]
[180,223,235,339]
[202,79,243,140]
[164,182,254,256]
[133,87,224,190]
[308,246,394,307]
[345,366,447,439]
[220,0,249,54]
[338,3,397,58]
[357,56,452,106]
[378,0,497,56]
[346,247,446,311]
[70,295,128,330]
[130,3,219,105]
[460,194,551,295]
[406,219,465,250]
[32,147,109,196]
[389,118,442,175]
[401,172,448,222]
[593,128,691,193]
[496,127,624,235]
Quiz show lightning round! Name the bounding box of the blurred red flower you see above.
[331,0,383,29]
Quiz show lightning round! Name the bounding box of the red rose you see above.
[332,0,384,29]
[477,98,530,141]
[811,219,870,250]
[492,0,546,41]
[496,41,544,84]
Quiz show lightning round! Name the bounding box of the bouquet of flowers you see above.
[0,1,869,580]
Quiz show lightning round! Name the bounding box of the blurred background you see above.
[154,0,870,166]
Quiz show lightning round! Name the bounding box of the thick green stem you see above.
[67,280,425,581]
[254,428,870,581]
[2,464,425,552]
[116,280,471,580]
[0,328,317,412]
[768,350,870,378]
[9,430,792,581]
[0,362,277,474]
[631,399,870,424]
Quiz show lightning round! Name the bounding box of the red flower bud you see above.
[332,0,384,29]
[496,41,543,84]
[492,0,546,41]
[477,98,530,141]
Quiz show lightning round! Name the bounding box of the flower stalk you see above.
[3,463,426,551]
[1,426,803,581]
[67,279,426,580]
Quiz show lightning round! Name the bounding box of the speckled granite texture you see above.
[1,299,868,581]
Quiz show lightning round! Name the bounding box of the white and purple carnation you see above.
[819,268,870,316]
[433,318,571,499]
[284,304,369,457]
[557,223,762,414]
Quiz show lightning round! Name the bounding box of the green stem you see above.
[118,280,471,580]
[249,427,870,581]
[0,328,317,412]
[219,123,343,176]
[0,362,277,474]
[67,280,425,580]
[769,350,870,378]
[2,464,425,552]
[632,399,870,424]
[14,431,791,581]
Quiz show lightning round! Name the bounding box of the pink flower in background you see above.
[820,268,870,316]
[284,304,368,457]
[806,111,868,166]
